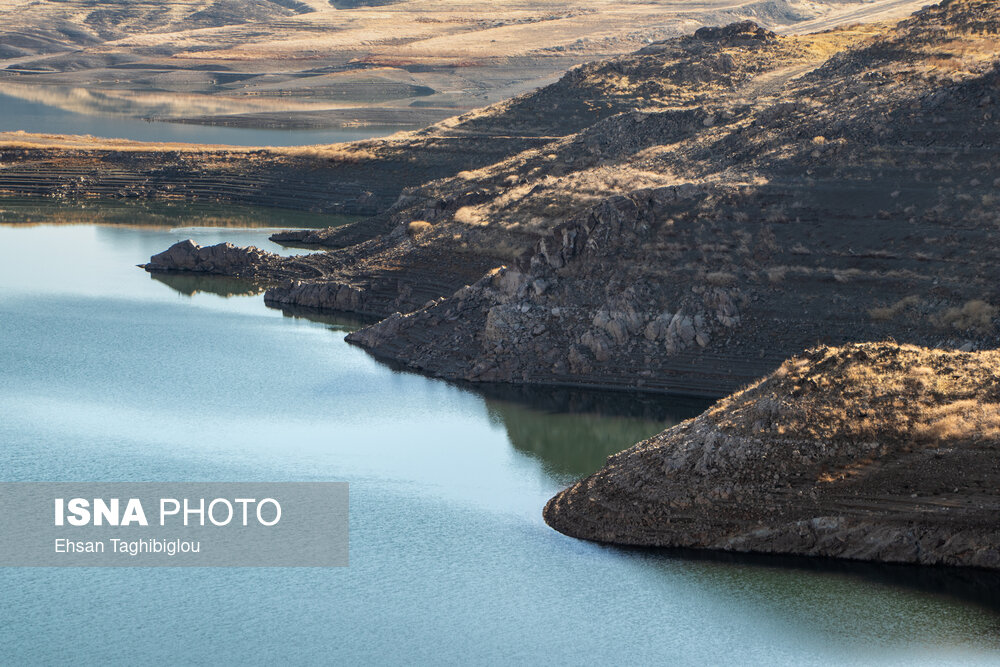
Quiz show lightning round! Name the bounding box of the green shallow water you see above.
[0,220,998,665]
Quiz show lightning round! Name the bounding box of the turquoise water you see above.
[1,221,999,665]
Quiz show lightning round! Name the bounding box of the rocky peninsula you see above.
[544,342,1000,569]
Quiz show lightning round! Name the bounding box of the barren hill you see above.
[87,0,1000,397]
[169,0,1000,398]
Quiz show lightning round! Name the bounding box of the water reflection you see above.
[276,304,380,332]
[149,272,266,298]
[0,89,407,146]
[260,297,708,479]
[149,276,384,330]
[268,300,712,480]
[643,547,1000,616]
[480,385,709,479]
[0,82,326,122]
[0,196,359,229]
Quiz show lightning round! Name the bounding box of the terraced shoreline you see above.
[0,133,547,216]
[133,3,1000,402]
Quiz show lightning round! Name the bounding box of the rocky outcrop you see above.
[143,240,283,276]
[544,342,1000,569]
[265,279,366,313]
[336,4,1000,395]
[692,20,776,43]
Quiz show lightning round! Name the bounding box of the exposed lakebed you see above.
[0,215,998,664]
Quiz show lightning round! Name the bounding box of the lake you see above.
[0,90,407,146]
[0,215,998,665]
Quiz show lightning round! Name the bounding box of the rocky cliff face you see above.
[146,1,1000,397]
[543,342,1000,569]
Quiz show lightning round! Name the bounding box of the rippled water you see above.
[1,219,998,665]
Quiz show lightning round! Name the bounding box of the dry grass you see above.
[453,206,486,226]
[0,131,265,153]
[707,342,1000,449]
[868,295,922,321]
[913,399,1000,442]
[285,145,377,162]
[0,131,385,161]
[706,271,737,287]
[406,220,433,236]
[933,299,998,332]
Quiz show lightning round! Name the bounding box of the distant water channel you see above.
[0,90,406,145]
[1,210,999,664]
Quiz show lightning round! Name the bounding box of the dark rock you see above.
[143,240,281,276]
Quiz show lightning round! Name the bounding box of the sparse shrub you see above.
[766,267,786,284]
[454,206,484,225]
[927,56,965,71]
[706,271,736,286]
[766,207,788,223]
[869,295,922,321]
[833,268,865,283]
[407,220,432,236]
[289,145,376,162]
[934,300,998,332]
[736,343,1000,447]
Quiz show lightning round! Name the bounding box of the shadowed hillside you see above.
[94,1,1000,398]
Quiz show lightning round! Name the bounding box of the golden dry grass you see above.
[707,342,1000,448]
[406,220,433,236]
[0,131,266,153]
[934,300,998,333]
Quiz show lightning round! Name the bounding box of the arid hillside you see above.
[0,0,926,129]
[101,0,1000,397]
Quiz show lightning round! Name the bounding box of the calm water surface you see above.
[1,219,999,665]
[0,91,405,146]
